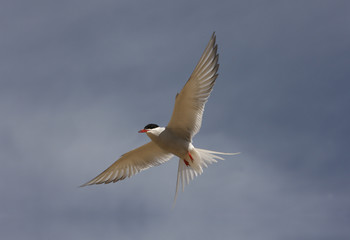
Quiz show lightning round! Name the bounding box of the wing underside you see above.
[167,32,219,140]
[81,141,173,187]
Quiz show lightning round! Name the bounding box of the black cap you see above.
[144,123,159,129]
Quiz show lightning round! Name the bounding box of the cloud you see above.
[1,0,350,239]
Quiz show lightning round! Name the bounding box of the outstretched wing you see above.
[167,33,219,140]
[81,141,173,186]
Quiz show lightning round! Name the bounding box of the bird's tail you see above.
[173,148,240,205]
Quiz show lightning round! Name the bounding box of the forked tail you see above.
[173,148,240,206]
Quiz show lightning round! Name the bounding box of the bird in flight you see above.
[81,33,239,202]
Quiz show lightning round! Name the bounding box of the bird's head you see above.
[138,123,159,133]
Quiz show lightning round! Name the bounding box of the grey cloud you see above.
[1,0,350,239]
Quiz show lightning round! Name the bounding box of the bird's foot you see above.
[183,152,194,167]
[188,152,194,162]
[183,159,190,166]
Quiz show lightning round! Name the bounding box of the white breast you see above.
[147,127,190,158]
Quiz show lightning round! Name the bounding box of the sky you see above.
[1,0,350,239]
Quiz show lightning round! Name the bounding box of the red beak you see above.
[138,129,148,133]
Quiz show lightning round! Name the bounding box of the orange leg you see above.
[183,159,190,166]
[188,152,194,162]
[183,152,194,167]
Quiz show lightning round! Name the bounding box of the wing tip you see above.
[79,178,120,188]
[211,31,216,40]
[79,182,91,188]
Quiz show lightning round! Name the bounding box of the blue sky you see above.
[1,1,350,239]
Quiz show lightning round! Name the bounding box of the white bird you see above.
[81,33,240,202]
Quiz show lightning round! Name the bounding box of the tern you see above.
[81,33,240,202]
